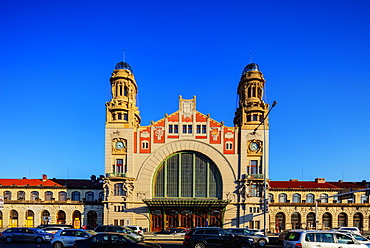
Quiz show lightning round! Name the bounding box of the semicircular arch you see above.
[136,139,236,192]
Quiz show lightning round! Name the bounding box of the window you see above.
[59,191,67,201]
[99,192,104,201]
[31,191,39,200]
[154,152,222,198]
[279,193,287,203]
[142,141,149,149]
[361,194,368,203]
[4,191,11,200]
[196,125,201,133]
[182,125,192,134]
[17,191,25,200]
[169,125,173,133]
[292,194,301,203]
[123,113,128,121]
[306,194,315,203]
[188,125,192,133]
[72,191,80,201]
[320,194,328,203]
[226,141,233,150]
[268,193,274,203]
[202,125,206,133]
[249,160,258,174]
[114,183,125,196]
[45,191,53,201]
[85,192,94,202]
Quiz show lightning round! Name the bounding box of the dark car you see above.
[0,227,53,243]
[228,228,269,246]
[94,225,144,242]
[73,233,161,248]
[183,227,254,248]
[154,228,185,234]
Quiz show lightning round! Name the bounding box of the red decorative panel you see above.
[153,120,165,143]
[167,112,179,122]
[195,136,207,139]
[223,127,235,154]
[167,135,179,139]
[196,112,207,122]
[209,120,221,144]
[139,127,151,153]
[181,115,193,122]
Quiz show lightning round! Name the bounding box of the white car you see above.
[51,229,96,248]
[124,225,144,235]
[338,227,361,235]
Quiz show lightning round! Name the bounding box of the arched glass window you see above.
[292,194,301,203]
[307,212,316,229]
[31,191,39,200]
[354,213,363,230]
[361,194,368,203]
[320,194,328,203]
[278,193,287,203]
[99,192,104,201]
[323,212,332,229]
[58,191,67,201]
[72,191,80,201]
[17,191,25,200]
[338,212,347,227]
[45,191,53,201]
[85,192,94,201]
[268,193,274,203]
[306,194,315,203]
[291,212,301,229]
[154,152,222,198]
[4,191,11,200]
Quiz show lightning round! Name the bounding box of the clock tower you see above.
[104,62,140,224]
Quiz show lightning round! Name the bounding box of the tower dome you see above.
[242,63,260,75]
[115,62,133,73]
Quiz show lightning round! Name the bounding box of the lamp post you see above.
[254,101,277,234]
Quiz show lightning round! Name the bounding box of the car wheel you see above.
[5,237,13,243]
[194,241,206,248]
[239,242,250,248]
[258,239,267,247]
[35,237,43,243]
[53,241,64,248]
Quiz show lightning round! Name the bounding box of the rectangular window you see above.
[183,125,187,133]
[114,219,118,226]
[123,113,128,121]
[196,125,201,133]
[174,125,178,133]
[120,220,124,226]
[250,160,258,174]
[188,125,192,133]
[202,125,206,133]
[169,125,173,133]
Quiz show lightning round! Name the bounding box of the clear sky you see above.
[1,0,370,182]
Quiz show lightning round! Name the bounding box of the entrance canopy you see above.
[143,198,231,208]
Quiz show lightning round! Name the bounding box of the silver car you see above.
[284,230,368,248]
[51,229,96,248]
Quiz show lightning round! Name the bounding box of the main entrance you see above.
[143,199,230,232]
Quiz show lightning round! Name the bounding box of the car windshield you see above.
[353,234,367,241]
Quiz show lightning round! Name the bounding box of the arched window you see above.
[85,192,94,202]
[276,212,285,231]
[268,193,274,203]
[291,212,301,229]
[17,191,25,200]
[320,194,328,203]
[45,191,53,201]
[323,212,332,230]
[306,194,315,203]
[154,152,222,198]
[361,194,368,203]
[307,212,316,229]
[354,213,363,230]
[4,191,11,200]
[338,212,347,227]
[278,193,287,203]
[31,191,39,200]
[72,191,80,201]
[292,194,301,203]
[99,192,104,201]
[58,191,67,201]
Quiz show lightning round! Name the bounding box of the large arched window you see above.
[154,152,222,198]
[72,191,80,201]
[292,194,301,203]
[278,193,287,203]
[306,194,315,203]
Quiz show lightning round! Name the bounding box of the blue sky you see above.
[1,0,370,181]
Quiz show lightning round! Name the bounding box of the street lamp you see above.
[254,101,277,233]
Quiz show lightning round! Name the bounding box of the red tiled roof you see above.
[269,181,341,189]
[0,179,63,187]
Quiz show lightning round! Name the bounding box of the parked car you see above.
[183,227,254,248]
[336,232,370,245]
[283,230,369,248]
[228,228,269,246]
[154,228,185,235]
[43,226,72,234]
[0,227,53,243]
[338,227,362,235]
[37,224,74,229]
[249,229,265,235]
[278,229,304,245]
[51,229,97,248]
[73,233,161,247]
[125,225,144,235]
[94,225,144,242]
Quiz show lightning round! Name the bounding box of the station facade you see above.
[103,62,271,231]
